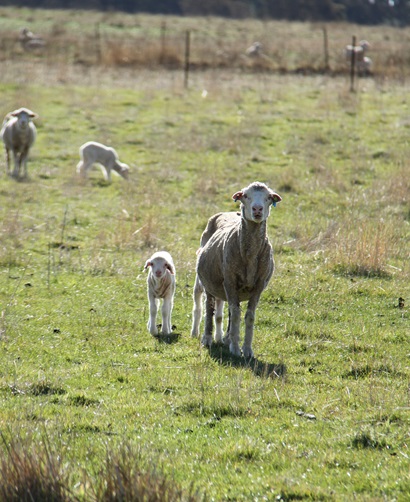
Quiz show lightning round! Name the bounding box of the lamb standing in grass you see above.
[1,107,38,178]
[192,182,282,358]
[144,251,176,336]
[76,141,129,182]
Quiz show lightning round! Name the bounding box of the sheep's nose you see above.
[155,271,163,277]
[252,205,263,216]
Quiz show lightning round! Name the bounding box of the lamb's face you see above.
[233,182,282,223]
[145,257,174,279]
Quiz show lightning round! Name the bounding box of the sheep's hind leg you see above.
[191,275,203,337]
[214,298,224,343]
[161,297,173,335]
[201,293,215,348]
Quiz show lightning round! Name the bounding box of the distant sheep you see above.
[245,42,262,57]
[1,107,38,178]
[192,181,282,358]
[76,141,129,182]
[19,27,46,51]
[345,40,371,74]
[144,251,176,336]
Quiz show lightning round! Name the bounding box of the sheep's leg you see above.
[222,310,231,346]
[191,275,203,337]
[201,293,214,348]
[21,149,28,178]
[12,152,20,178]
[161,297,173,335]
[80,160,93,178]
[104,165,112,182]
[214,298,224,343]
[227,300,241,357]
[242,294,261,358]
[147,297,159,336]
[76,160,85,176]
[5,148,10,175]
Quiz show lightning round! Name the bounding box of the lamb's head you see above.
[144,252,175,279]
[10,108,38,130]
[119,163,130,179]
[232,181,282,223]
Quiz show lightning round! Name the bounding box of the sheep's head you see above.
[144,253,175,279]
[232,182,282,223]
[10,108,38,130]
[119,163,130,180]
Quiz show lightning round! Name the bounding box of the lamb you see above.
[76,141,129,182]
[245,42,262,57]
[144,251,176,336]
[1,107,38,178]
[191,181,282,358]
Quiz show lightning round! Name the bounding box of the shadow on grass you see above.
[208,343,286,379]
[152,327,181,345]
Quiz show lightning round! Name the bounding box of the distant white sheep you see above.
[144,251,176,336]
[76,141,129,182]
[1,107,38,178]
[245,42,262,57]
[345,40,371,74]
[19,27,46,51]
[191,181,282,358]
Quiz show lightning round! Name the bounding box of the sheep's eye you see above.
[243,194,248,199]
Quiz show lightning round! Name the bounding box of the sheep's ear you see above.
[232,190,244,202]
[270,192,282,207]
[29,112,39,119]
[166,263,175,275]
[144,260,152,270]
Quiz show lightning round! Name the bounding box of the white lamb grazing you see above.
[1,107,38,178]
[76,141,129,182]
[144,251,176,336]
[192,181,282,358]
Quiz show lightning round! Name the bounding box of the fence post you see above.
[184,30,190,89]
[322,26,329,72]
[160,20,166,65]
[95,23,101,65]
[350,35,356,92]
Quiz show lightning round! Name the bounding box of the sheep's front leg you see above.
[227,300,241,357]
[214,298,224,343]
[191,275,203,337]
[5,149,10,175]
[147,295,159,336]
[201,293,214,348]
[12,152,20,178]
[242,293,261,358]
[161,296,173,335]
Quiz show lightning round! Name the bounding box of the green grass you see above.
[0,11,409,500]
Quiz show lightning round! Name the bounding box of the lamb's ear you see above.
[144,260,152,270]
[232,190,244,202]
[166,263,175,275]
[29,112,39,119]
[270,192,282,207]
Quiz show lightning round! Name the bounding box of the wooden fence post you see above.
[160,20,166,65]
[184,30,190,89]
[350,35,356,92]
[322,26,329,72]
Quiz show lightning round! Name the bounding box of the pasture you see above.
[0,7,409,501]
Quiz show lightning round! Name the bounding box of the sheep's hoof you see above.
[242,346,254,359]
[214,331,223,343]
[229,343,242,357]
[201,334,212,348]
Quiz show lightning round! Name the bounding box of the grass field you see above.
[0,8,409,502]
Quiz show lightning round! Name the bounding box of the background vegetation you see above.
[0,7,409,501]
[0,0,410,26]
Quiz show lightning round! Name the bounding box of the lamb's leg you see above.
[76,160,85,176]
[161,296,173,335]
[191,275,203,337]
[223,310,231,346]
[242,294,261,358]
[201,293,214,348]
[214,298,224,343]
[147,296,159,336]
[21,148,28,178]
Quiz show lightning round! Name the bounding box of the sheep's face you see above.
[233,182,282,224]
[145,257,174,279]
[120,164,130,180]
[11,108,38,130]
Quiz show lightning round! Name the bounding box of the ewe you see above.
[76,141,129,182]
[144,251,176,336]
[1,107,38,179]
[192,181,282,358]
